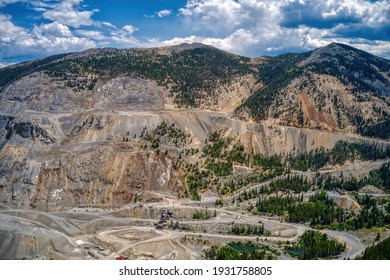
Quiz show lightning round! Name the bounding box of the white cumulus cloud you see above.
[33,22,73,39]
[0,0,23,7]
[179,0,251,34]
[169,0,390,58]
[0,15,95,59]
[157,9,172,17]
[122,25,138,34]
[1,0,389,61]
[75,29,107,40]
[110,25,140,46]
[0,0,100,60]
[43,0,98,28]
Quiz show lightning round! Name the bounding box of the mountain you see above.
[0,43,389,211]
[0,43,253,110]
[1,43,389,138]
[236,43,390,138]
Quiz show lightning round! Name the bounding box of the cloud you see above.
[1,0,389,62]
[179,0,390,32]
[179,0,251,34]
[43,0,98,28]
[30,0,57,11]
[75,29,107,40]
[0,0,102,62]
[0,15,95,59]
[280,0,390,29]
[144,9,173,18]
[101,21,117,29]
[170,0,390,58]
[0,1,100,27]
[33,22,73,38]
[150,24,390,59]
[32,7,48,12]
[110,25,140,46]
[157,9,172,18]
[122,25,137,34]
[0,14,30,45]
[0,0,23,7]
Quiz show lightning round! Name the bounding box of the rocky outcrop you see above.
[1,105,383,210]
[0,144,181,210]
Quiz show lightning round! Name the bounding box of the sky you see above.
[0,0,389,66]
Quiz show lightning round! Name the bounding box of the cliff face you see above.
[0,115,180,210]
[0,43,389,210]
[0,107,378,210]
[1,144,179,209]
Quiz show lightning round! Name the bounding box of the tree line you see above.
[204,241,275,260]
[355,236,390,260]
[287,230,346,260]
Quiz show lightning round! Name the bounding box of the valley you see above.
[0,155,385,260]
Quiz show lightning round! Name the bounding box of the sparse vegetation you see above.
[192,209,212,220]
[0,53,71,89]
[288,141,390,171]
[184,163,212,201]
[40,47,254,106]
[237,53,308,121]
[318,162,390,192]
[204,241,275,260]
[237,43,390,139]
[230,223,267,236]
[356,236,390,260]
[141,121,191,149]
[236,188,390,230]
[156,121,191,147]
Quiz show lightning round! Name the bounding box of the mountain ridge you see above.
[0,42,389,139]
[235,43,390,139]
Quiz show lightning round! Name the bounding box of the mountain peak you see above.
[149,42,219,55]
[325,42,349,49]
[300,43,363,66]
[300,41,389,68]
[313,42,351,56]
[319,42,368,55]
[172,42,213,50]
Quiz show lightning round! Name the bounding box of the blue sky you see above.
[0,0,389,66]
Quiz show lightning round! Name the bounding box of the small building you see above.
[160,209,174,220]
[155,220,165,230]
[156,209,174,229]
